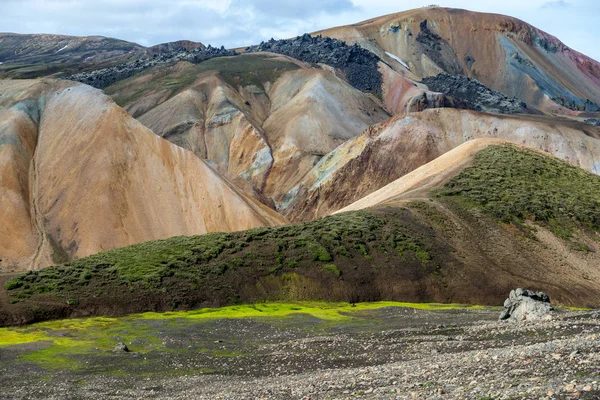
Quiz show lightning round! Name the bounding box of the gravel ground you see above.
[1,307,599,399]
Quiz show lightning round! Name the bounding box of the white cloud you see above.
[0,0,598,61]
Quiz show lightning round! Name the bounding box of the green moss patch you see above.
[0,301,486,370]
[5,210,443,301]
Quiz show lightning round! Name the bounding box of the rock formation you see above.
[499,289,554,322]
[245,34,383,94]
[68,45,235,89]
[421,74,531,114]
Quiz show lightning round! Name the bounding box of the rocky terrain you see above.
[0,304,599,399]
[246,34,383,94]
[68,45,235,89]
[421,74,531,114]
[552,97,600,112]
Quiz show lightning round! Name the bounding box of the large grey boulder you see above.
[499,288,553,322]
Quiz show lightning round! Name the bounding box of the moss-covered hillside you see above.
[2,209,456,325]
[2,144,600,326]
[439,145,600,238]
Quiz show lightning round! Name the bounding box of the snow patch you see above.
[385,52,410,70]
[56,44,69,53]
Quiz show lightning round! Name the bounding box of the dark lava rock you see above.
[552,97,600,112]
[422,74,530,115]
[67,45,235,89]
[499,288,553,322]
[245,33,383,95]
[416,20,463,75]
[584,118,600,126]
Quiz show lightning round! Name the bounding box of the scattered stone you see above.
[565,383,576,391]
[113,342,130,352]
[499,288,554,322]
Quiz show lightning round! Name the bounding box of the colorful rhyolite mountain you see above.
[0,6,599,279]
[0,80,284,271]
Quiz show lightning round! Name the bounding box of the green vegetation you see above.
[106,53,300,108]
[7,232,236,295]
[323,264,341,277]
[438,145,600,238]
[0,301,486,370]
[5,210,441,313]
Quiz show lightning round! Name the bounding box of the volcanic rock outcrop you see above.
[245,34,383,94]
[421,74,531,114]
[68,45,235,89]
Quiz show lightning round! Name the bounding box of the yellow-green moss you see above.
[0,301,488,370]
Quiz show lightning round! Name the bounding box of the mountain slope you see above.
[284,108,600,221]
[2,142,600,326]
[105,53,390,205]
[0,80,285,271]
[0,33,204,79]
[316,7,600,115]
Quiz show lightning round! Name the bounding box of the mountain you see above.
[284,108,600,221]
[315,7,600,115]
[0,7,600,316]
[75,9,599,223]
[0,33,204,79]
[2,140,599,325]
[104,52,391,204]
[0,79,285,271]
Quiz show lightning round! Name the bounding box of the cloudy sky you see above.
[1,0,599,61]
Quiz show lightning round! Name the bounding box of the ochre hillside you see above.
[0,80,285,271]
[104,53,391,205]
